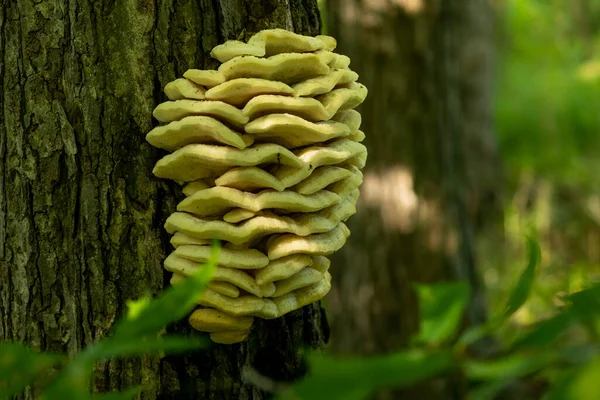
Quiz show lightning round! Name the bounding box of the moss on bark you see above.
[0,1,326,398]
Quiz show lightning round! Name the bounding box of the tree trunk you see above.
[324,0,502,397]
[0,1,327,399]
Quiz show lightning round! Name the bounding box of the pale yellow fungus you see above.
[210,40,266,63]
[146,29,368,344]
[182,180,212,197]
[254,254,313,286]
[171,274,241,298]
[316,83,368,118]
[310,256,331,273]
[293,68,359,97]
[243,95,330,121]
[170,232,211,248]
[249,29,326,57]
[267,222,351,260]
[293,166,354,195]
[189,308,253,332]
[207,281,241,298]
[146,116,253,151]
[198,289,278,319]
[152,99,248,127]
[163,254,262,296]
[205,78,295,106]
[271,267,324,297]
[164,198,356,245]
[331,109,362,133]
[315,35,337,51]
[348,130,366,142]
[211,29,328,63]
[223,208,258,223]
[210,329,251,344]
[183,69,226,87]
[152,143,305,182]
[177,186,340,216]
[174,244,269,269]
[219,53,329,85]
[164,78,207,100]
[259,282,276,297]
[273,277,332,317]
[245,114,350,148]
[215,167,285,192]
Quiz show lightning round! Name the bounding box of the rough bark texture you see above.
[0,1,326,399]
[325,0,502,398]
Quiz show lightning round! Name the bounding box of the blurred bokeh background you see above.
[317,0,600,364]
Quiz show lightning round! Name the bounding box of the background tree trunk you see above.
[0,1,327,399]
[324,0,502,397]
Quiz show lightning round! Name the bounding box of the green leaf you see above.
[92,386,144,400]
[413,282,471,346]
[544,357,600,400]
[279,350,454,400]
[504,237,541,318]
[41,336,207,400]
[87,335,208,360]
[0,342,65,398]
[464,352,556,381]
[112,240,220,340]
[566,284,600,336]
[40,362,93,400]
[469,379,514,400]
[512,310,576,349]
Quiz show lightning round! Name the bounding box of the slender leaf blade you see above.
[112,240,219,339]
[544,357,600,400]
[504,237,541,318]
[414,282,471,345]
[279,350,454,400]
[88,335,208,360]
[0,342,65,398]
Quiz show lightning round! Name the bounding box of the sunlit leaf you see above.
[40,362,93,400]
[413,282,471,346]
[504,237,541,318]
[0,342,65,398]
[512,310,576,349]
[112,240,220,339]
[125,296,152,320]
[87,335,208,360]
[469,379,513,400]
[464,352,556,381]
[544,357,600,400]
[279,350,454,400]
[566,284,600,336]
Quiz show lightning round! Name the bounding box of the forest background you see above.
[2,0,600,399]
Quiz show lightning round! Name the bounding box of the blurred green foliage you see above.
[485,0,600,328]
[280,239,600,399]
[0,241,220,400]
[496,0,600,186]
[8,239,600,400]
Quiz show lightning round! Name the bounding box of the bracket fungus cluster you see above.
[146,29,368,344]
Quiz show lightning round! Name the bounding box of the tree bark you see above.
[0,1,326,399]
[324,0,502,397]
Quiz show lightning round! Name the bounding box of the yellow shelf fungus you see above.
[177,186,340,216]
[152,99,248,126]
[146,116,253,151]
[293,68,359,97]
[205,78,295,106]
[164,78,207,100]
[183,69,226,87]
[146,29,368,344]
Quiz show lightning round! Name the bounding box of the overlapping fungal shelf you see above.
[147,29,368,344]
